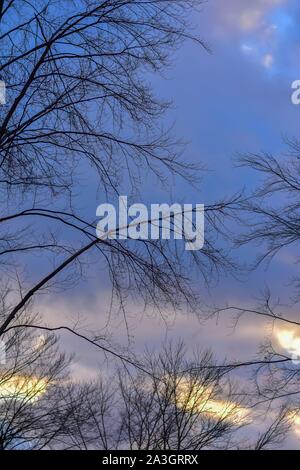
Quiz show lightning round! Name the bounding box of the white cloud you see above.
[224,0,287,32]
[262,53,274,67]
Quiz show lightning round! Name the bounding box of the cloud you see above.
[276,327,300,359]
[204,0,295,72]
[262,53,274,67]
[219,0,287,32]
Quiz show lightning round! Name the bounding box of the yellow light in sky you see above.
[0,375,48,402]
[175,379,250,425]
[292,414,300,437]
[276,329,300,356]
[276,329,300,437]
[285,410,300,437]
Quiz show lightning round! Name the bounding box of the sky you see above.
[28,0,300,448]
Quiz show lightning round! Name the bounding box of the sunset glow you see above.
[276,329,300,356]
[0,375,48,402]
[176,380,250,425]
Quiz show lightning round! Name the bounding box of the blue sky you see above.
[31,0,300,447]
[33,0,300,368]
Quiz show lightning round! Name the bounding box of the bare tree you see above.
[79,342,291,450]
[3,1,282,451]
[188,144,300,430]
[0,309,293,450]
[0,307,112,450]
[210,300,300,409]
[115,343,246,450]
[0,0,207,193]
[235,143,300,273]
[0,0,240,352]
